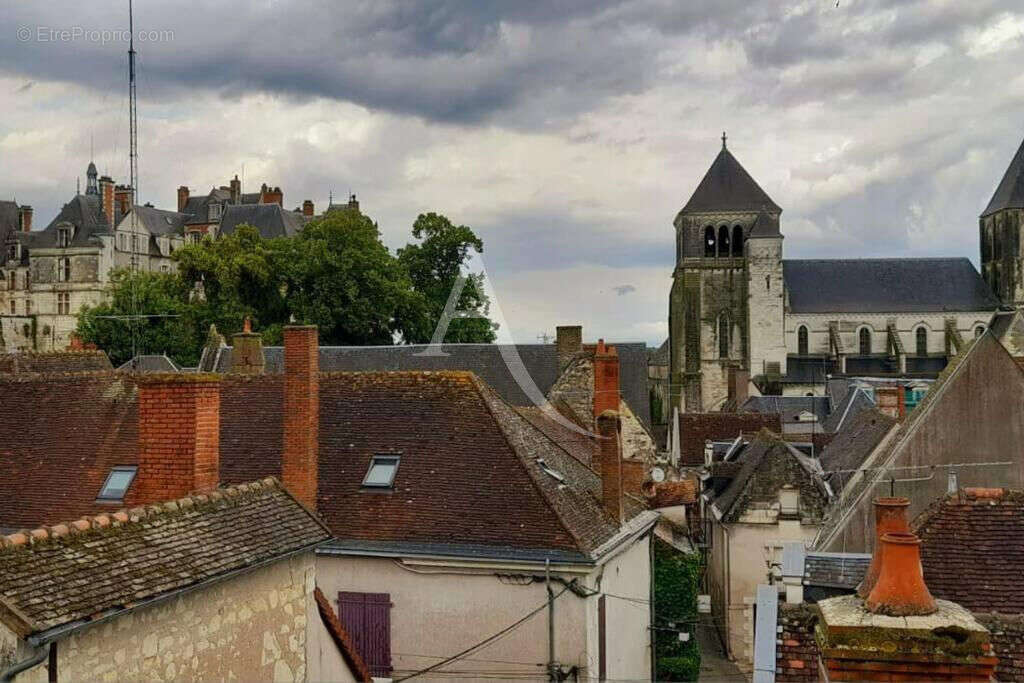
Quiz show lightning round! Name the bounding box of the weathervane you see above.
[722,131,727,149]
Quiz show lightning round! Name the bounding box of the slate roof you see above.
[0,200,20,245]
[982,136,1024,217]
[0,370,653,563]
[0,478,330,640]
[117,354,181,373]
[783,258,1000,313]
[207,342,652,429]
[915,488,1024,614]
[218,203,308,239]
[748,209,781,237]
[182,188,231,225]
[681,146,781,213]
[740,395,831,424]
[122,204,189,238]
[819,409,896,494]
[783,355,838,385]
[709,432,832,522]
[804,552,870,590]
[313,587,372,682]
[820,387,876,433]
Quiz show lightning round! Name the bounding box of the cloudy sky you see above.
[2,0,1023,346]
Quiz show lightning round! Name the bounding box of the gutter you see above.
[25,539,326,647]
[0,644,49,683]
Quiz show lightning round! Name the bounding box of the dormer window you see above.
[779,487,799,517]
[8,243,19,262]
[97,465,137,502]
[362,454,400,488]
[57,226,72,248]
[208,203,222,221]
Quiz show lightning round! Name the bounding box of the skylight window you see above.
[97,466,137,502]
[362,455,400,488]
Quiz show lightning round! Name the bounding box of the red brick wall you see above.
[593,340,619,418]
[777,603,820,682]
[283,325,318,509]
[131,375,220,505]
[596,412,622,523]
[621,459,646,497]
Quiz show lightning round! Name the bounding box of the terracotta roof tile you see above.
[0,478,330,637]
[313,587,372,682]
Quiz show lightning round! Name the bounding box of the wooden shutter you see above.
[598,594,607,681]
[338,591,392,677]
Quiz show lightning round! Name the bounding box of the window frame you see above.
[96,465,138,502]
[797,325,809,356]
[915,326,928,357]
[362,454,400,488]
[57,292,70,316]
[58,257,71,283]
[858,327,872,355]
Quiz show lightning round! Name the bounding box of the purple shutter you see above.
[339,591,392,677]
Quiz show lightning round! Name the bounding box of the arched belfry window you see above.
[797,325,808,356]
[704,226,716,258]
[859,327,871,355]
[718,314,730,358]
[916,327,927,356]
[718,226,730,257]
[732,225,743,256]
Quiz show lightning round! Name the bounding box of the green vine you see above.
[654,538,702,681]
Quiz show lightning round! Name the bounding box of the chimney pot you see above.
[229,175,241,204]
[856,497,910,598]
[18,205,32,232]
[282,325,319,509]
[865,532,937,616]
[177,186,190,213]
[597,410,623,525]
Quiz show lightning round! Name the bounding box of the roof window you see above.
[97,465,137,502]
[362,455,400,488]
[536,458,566,484]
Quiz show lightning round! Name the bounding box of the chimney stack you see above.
[114,185,132,218]
[593,339,620,417]
[865,532,936,616]
[596,410,623,524]
[302,200,314,217]
[555,325,582,373]
[283,325,319,509]
[99,176,115,227]
[230,317,265,375]
[874,385,905,419]
[856,497,910,598]
[230,175,241,204]
[17,205,32,232]
[178,186,190,213]
[347,194,359,212]
[131,374,220,505]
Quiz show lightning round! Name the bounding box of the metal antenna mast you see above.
[129,0,138,215]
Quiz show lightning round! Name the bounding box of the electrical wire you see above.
[393,583,573,682]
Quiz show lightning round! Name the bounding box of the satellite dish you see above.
[651,467,666,483]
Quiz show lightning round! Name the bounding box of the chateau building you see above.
[668,137,1002,413]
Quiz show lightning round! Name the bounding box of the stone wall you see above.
[784,311,994,357]
[15,552,316,683]
[747,236,787,379]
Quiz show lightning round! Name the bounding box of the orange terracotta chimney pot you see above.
[242,316,252,334]
[866,532,937,616]
[856,497,910,598]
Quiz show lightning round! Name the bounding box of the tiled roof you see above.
[783,258,1000,314]
[218,203,308,239]
[681,146,780,213]
[819,408,896,493]
[740,395,831,424]
[643,479,697,508]
[914,488,1024,614]
[313,587,372,682]
[117,354,181,373]
[0,200,20,245]
[122,204,189,237]
[0,370,649,561]
[1,194,110,266]
[0,478,330,638]
[208,342,652,429]
[514,406,597,468]
[820,387,875,433]
[982,135,1024,217]
[678,412,782,466]
[0,351,112,374]
[804,552,870,589]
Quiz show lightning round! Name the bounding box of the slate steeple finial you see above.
[722,131,727,150]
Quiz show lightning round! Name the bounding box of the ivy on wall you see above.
[653,538,702,681]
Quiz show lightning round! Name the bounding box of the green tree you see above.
[76,269,198,366]
[397,212,497,343]
[654,538,702,681]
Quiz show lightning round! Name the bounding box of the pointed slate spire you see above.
[682,142,781,214]
[982,135,1024,217]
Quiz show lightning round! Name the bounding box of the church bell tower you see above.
[669,135,785,412]
[980,136,1024,306]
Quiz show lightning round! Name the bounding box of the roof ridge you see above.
[783,257,970,263]
[0,477,283,551]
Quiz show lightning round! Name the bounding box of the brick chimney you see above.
[816,526,997,681]
[230,317,265,375]
[874,385,905,419]
[114,185,132,219]
[596,410,622,524]
[283,325,319,509]
[229,175,241,204]
[856,497,910,598]
[555,325,582,374]
[17,205,32,232]
[263,186,283,206]
[302,200,314,217]
[130,374,220,505]
[177,186,190,213]
[593,339,619,418]
[347,194,359,212]
[99,176,115,227]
